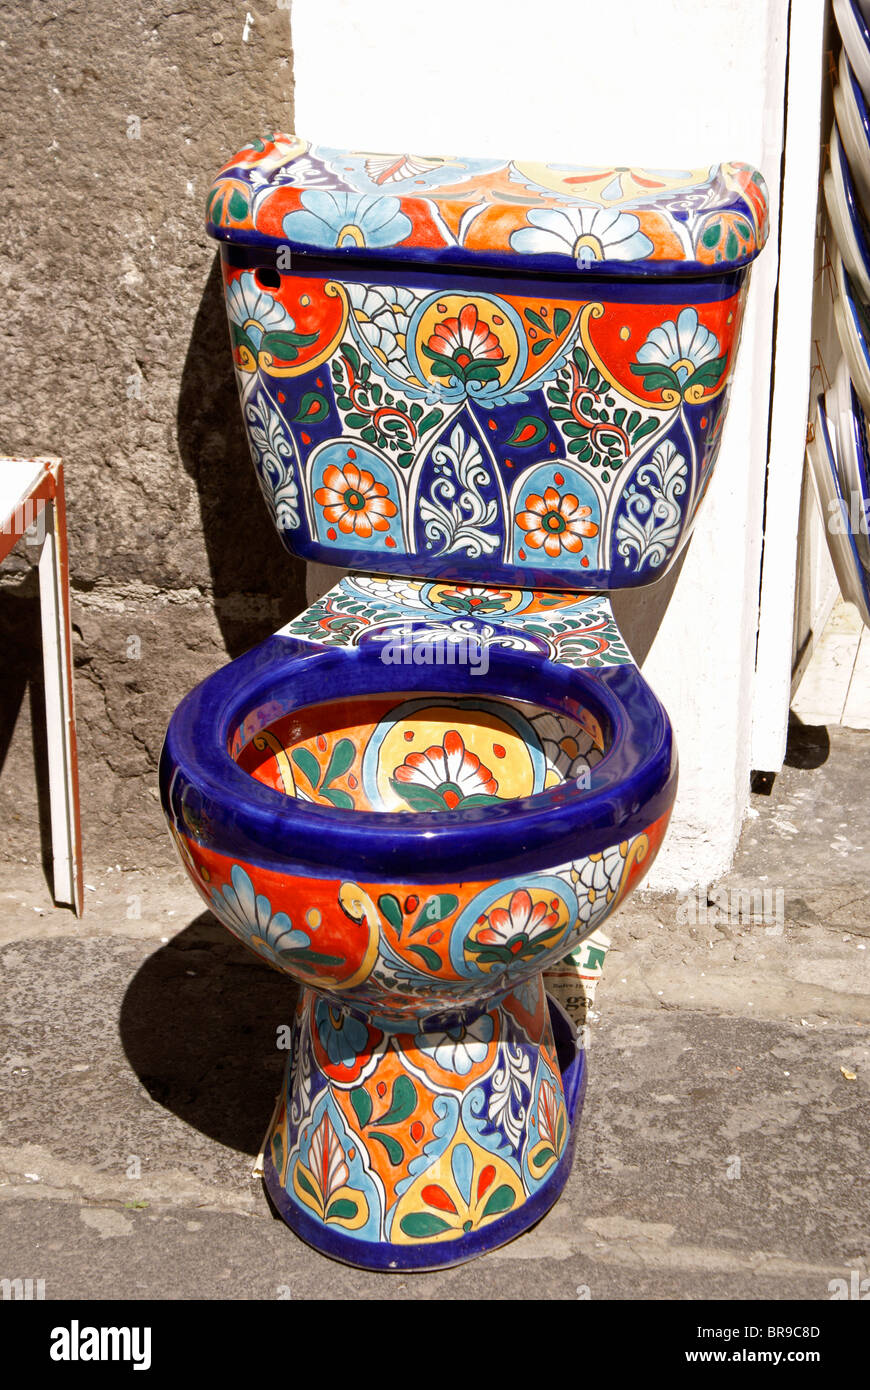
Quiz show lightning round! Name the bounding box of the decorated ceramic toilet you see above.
[161,137,768,1269]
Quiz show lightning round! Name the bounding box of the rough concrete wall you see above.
[0,2,302,874]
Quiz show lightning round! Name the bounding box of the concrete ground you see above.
[0,717,868,1301]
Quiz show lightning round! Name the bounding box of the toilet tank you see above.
[206,136,768,591]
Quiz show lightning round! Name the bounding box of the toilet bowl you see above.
[162,585,675,1267]
[163,138,768,1268]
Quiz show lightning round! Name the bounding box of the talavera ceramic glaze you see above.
[160,138,768,1269]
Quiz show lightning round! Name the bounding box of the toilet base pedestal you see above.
[263,979,586,1270]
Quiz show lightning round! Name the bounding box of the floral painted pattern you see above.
[209,138,769,272]
[346,284,417,373]
[466,888,565,969]
[277,575,633,670]
[416,1012,495,1076]
[390,729,500,811]
[526,1075,568,1179]
[167,811,672,1264]
[226,271,316,373]
[632,306,726,401]
[574,840,636,928]
[314,460,398,538]
[530,709,603,783]
[292,1109,371,1231]
[423,304,507,385]
[393,1132,524,1243]
[207,864,350,975]
[514,163,698,206]
[282,190,412,249]
[209,864,311,965]
[314,998,371,1069]
[510,207,654,264]
[516,487,599,558]
[218,260,749,584]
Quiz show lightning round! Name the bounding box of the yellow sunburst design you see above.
[391,1123,525,1245]
[425,583,526,615]
[414,294,519,388]
[375,705,537,809]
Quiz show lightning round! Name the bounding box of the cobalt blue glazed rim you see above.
[263,995,586,1271]
[160,633,676,884]
[219,242,751,299]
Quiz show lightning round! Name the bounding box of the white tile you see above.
[792,599,861,725]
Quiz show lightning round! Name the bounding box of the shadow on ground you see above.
[784,712,831,770]
[119,910,298,1156]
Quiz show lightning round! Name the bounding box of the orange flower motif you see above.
[391,729,499,811]
[315,462,397,538]
[476,889,560,953]
[427,304,504,369]
[516,487,598,558]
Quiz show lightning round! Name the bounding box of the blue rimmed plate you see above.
[834,48,870,216]
[833,246,870,411]
[830,356,870,572]
[826,123,870,301]
[835,0,870,102]
[807,390,870,628]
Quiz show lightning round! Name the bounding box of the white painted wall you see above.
[290,0,796,890]
[753,1,828,769]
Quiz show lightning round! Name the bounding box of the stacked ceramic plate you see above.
[810,1,870,625]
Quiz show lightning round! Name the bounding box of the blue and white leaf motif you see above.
[615,440,688,569]
[245,390,301,531]
[488,1039,532,1149]
[418,425,499,557]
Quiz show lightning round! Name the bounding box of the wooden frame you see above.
[1,456,84,915]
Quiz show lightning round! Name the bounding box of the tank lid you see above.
[206,134,769,278]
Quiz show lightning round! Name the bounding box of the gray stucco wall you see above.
[0,2,303,873]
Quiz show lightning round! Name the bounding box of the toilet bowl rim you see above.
[161,633,677,882]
